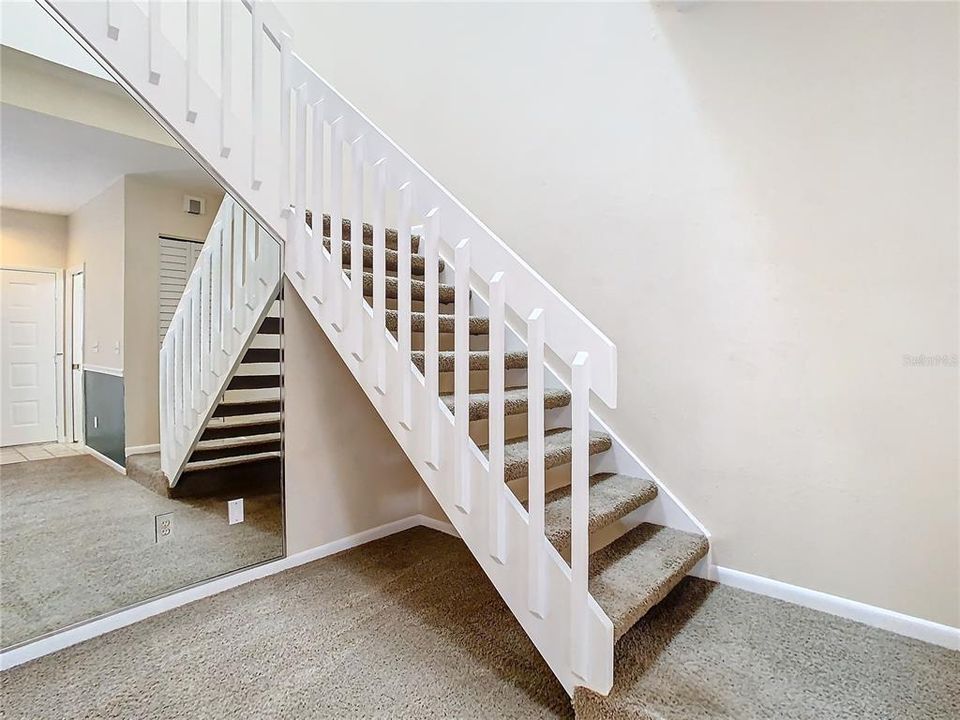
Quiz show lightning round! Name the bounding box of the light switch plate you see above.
[228,498,244,525]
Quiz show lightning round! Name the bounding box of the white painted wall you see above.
[0,208,68,269]
[276,0,959,626]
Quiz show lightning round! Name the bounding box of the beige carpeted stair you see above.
[312,214,711,699]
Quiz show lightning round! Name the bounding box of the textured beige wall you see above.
[67,178,125,372]
[283,280,422,554]
[0,207,68,269]
[277,1,959,625]
[123,176,222,449]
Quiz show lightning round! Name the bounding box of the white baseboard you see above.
[4,515,954,671]
[414,514,458,537]
[125,444,160,457]
[695,562,960,652]
[0,514,428,670]
[80,444,126,475]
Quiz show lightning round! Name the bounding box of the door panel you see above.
[1,269,57,446]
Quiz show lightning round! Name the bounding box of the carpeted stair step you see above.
[542,473,659,554]
[441,386,570,421]
[189,433,281,462]
[184,450,281,472]
[213,399,281,417]
[227,374,281,390]
[242,347,282,364]
[175,452,281,499]
[412,350,528,372]
[306,211,421,253]
[348,271,456,304]
[483,428,613,482]
[589,523,709,641]
[323,238,443,276]
[201,416,280,441]
[386,310,488,335]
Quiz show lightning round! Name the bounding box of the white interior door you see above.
[71,271,85,443]
[1,269,58,446]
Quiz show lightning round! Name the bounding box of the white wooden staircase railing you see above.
[159,195,281,485]
[42,0,708,696]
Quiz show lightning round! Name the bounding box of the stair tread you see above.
[412,350,528,372]
[349,271,456,304]
[206,412,281,427]
[542,473,658,553]
[482,428,613,482]
[323,238,443,275]
[386,310,488,335]
[195,433,281,450]
[184,451,281,471]
[441,386,570,421]
[590,523,709,641]
[306,211,421,253]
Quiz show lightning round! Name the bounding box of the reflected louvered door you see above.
[159,237,203,342]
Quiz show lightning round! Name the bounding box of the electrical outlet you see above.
[228,499,244,525]
[155,512,174,543]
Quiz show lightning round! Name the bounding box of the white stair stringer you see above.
[40,0,713,697]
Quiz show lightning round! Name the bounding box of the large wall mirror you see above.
[0,3,284,649]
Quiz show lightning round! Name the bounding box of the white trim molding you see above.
[83,365,123,377]
[80,444,126,475]
[697,563,960,652]
[125,444,160,457]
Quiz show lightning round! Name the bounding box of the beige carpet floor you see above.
[1,455,283,647]
[1,527,956,719]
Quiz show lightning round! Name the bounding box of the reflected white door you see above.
[0,269,58,446]
[71,271,84,443]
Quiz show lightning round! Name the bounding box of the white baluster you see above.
[309,98,325,305]
[199,251,212,395]
[397,183,413,430]
[174,314,185,435]
[245,209,258,311]
[148,0,161,84]
[185,0,199,123]
[350,136,365,361]
[570,351,591,681]
[106,0,119,40]
[527,308,546,618]
[232,203,246,331]
[279,31,293,215]
[454,238,471,513]
[191,288,202,413]
[250,0,262,190]
[488,271,507,563]
[293,85,308,282]
[423,209,441,470]
[220,213,234,357]
[210,236,223,376]
[330,118,345,332]
[219,0,232,156]
[372,159,388,394]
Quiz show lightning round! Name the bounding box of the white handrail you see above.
[159,196,280,484]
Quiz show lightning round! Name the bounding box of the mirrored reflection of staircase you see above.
[128,297,282,499]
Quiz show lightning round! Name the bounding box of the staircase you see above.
[44,0,710,698]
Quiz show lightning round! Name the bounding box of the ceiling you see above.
[0,104,222,215]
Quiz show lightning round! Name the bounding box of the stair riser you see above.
[259,316,282,334]
[407,332,489,352]
[468,406,566,446]
[173,457,281,499]
[213,401,281,417]
[223,388,281,404]
[242,348,281,364]
[227,375,281,390]
[190,439,282,462]
[201,420,281,441]
[364,296,455,314]
[437,368,527,394]
[506,453,609,503]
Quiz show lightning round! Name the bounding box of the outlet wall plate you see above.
[228,499,244,525]
[155,512,174,543]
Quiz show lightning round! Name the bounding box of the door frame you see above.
[66,264,85,444]
[0,265,65,444]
